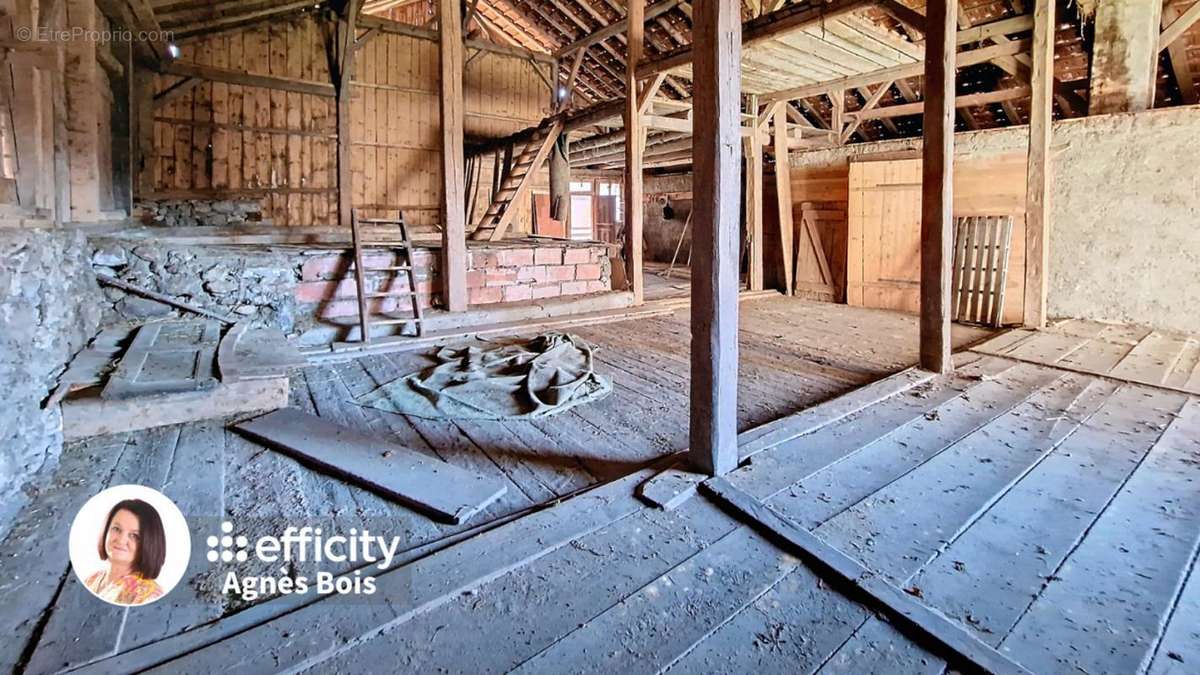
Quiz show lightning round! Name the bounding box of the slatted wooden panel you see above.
[148,15,547,229]
[951,215,1014,327]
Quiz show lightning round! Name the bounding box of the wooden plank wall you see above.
[149,15,547,229]
[151,19,336,224]
[1,0,117,227]
[766,152,1028,324]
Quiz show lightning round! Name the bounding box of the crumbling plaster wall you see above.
[787,105,1200,334]
[0,229,102,533]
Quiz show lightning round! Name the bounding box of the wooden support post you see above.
[624,0,645,303]
[1023,0,1053,328]
[920,0,955,374]
[439,0,468,311]
[549,132,570,222]
[830,88,845,144]
[1088,0,1162,113]
[689,0,741,477]
[133,67,155,198]
[772,103,794,295]
[745,95,764,291]
[333,2,362,227]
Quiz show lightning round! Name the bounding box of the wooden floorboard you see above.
[17,297,1008,670]
[0,435,129,674]
[975,321,1200,395]
[26,425,182,674]
[998,393,1197,675]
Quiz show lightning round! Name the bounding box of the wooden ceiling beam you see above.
[845,86,1031,121]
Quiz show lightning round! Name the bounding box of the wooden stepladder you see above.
[471,119,564,242]
[350,209,425,343]
[951,215,1015,327]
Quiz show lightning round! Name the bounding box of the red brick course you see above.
[296,244,610,313]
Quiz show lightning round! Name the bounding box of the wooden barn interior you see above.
[2,0,1199,672]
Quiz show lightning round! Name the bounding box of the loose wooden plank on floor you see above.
[217,321,308,381]
[999,393,1197,675]
[236,408,508,525]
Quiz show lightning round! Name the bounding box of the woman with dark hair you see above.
[84,499,166,606]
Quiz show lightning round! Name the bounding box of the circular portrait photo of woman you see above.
[69,485,190,607]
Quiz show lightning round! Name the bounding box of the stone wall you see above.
[784,105,1200,333]
[90,239,301,331]
[136,199,265,227]
[0,229,102,532]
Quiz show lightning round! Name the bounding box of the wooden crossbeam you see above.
[844,86,1031,121]
[1160,0,1200,50]
[639,0,873,78]
[162,61,335,96]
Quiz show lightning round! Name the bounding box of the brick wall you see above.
[295,242,611,319]
[466,244,610,305]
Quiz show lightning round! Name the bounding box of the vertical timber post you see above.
[624,0,645,304]
[772,103,793,295]
[1024,0,1054,328]
[440,0,468,311]
[334,1,361,228]
[920,0,955,374]
[745,95,763,292]
[689,0,741,477]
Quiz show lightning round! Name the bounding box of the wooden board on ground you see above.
[235,408,508,524]
[217,321,308,381]
[63,377,289,440]
[102,320,221,399]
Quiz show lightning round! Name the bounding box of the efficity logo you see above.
[206,521,402,601]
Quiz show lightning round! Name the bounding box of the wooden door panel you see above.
[846,156,1026,324]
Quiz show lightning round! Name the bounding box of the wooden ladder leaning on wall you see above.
[350,209,425,343]
[470,119,564,242]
